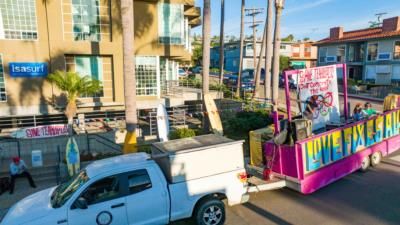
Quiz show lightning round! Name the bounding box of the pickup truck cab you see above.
[2,135,249,225]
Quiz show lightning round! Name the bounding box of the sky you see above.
[192,0,400,41]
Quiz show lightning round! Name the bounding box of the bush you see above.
[223,109,272,138]
[169,128,196,140]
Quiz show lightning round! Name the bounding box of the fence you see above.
[148,107,187,136]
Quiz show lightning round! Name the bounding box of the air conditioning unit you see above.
[377,52,392,61]
[376,65,391,74]
[326,56,337,62]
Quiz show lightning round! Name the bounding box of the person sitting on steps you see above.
[9,157,36,194]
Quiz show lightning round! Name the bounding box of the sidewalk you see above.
[0,179,57,221]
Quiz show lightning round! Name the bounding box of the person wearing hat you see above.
[9,157,36,194]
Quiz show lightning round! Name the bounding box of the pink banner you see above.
[11,124,69,139]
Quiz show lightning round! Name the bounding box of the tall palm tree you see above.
[202,0,211,96]
[272,0,285,133]
[202,0,211,132]
[47,71,102,135]
[235,0,245,98]
[121,0,138,153]
[218,0,225,84]
[264,0,273,102]
[252,21,267,100]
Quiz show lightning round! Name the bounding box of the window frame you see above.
[125,169,153,195]
[0,0,39,41]
[336,45,346,62]
[394,40,400,60]
[0,54,7,102]
[77,174,124,207]
[158,3,185,45]
[319,47,328,63]
[367,42,379,61]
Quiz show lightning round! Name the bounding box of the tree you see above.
[218,0,225,84]
[264,0,273,101]
[279,56,290,72]
[47,71,102,135]
[202,0,211,131]
[303,37,310,41]
[235,0,245,98]
[282,34,294,42]
[121,0,138,153]
[192,45,203,66]
[272,0,285,133]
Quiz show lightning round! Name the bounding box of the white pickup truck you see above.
[2,135,249,225]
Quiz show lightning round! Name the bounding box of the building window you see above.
[158,3,184,45]
[0,0,38,40]
[0,55,6,101]
[319,48,327,63]
[337,46,345,62]
[135,56,158,96]
[394,40,400,60]
[280,45,286,50]
[367,43,378,61]
[65,55,111,98]
[65,0,110,42]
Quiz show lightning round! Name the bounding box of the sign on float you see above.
[9,62,48,77]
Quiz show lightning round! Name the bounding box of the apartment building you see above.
[289,42,317,69]
[0,0,200,117]
[210,40,294,73]
[315,17,400,84]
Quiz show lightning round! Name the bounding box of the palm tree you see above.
[252,21,267,100]
[202,0,211,132]
[235,0,245,98]
[272,0,285,133]
[120,0,138,154]
[218,0,225,84]
[47,71,102,135]
[264,0,273,102]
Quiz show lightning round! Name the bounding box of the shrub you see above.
[169,128,196,140]
[223,109,272,138]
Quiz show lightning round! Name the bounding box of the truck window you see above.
[128,169,152,194]
[81,176,121,205]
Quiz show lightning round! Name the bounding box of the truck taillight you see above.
[237,172,248,183]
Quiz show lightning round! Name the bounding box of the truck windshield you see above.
[51,170,89,208]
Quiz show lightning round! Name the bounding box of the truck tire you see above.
[360,156,370,172]
[194,198,225,225]
[370,152,382,167]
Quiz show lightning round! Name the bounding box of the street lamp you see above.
[271,0,285,134]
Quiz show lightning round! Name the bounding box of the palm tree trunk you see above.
[218,0,225,84]
[264,0,273,102]
[252,19,267,100]
[202,0,211,132]
[235,0,245,98]
[65,100,77,136]
[272,2,284,125]
[121,0,138,153]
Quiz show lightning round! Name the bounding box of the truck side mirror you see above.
[74,197,88,209]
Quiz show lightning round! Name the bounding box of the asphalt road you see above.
[172,152,400,225]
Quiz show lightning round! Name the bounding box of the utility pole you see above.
[264,0,273,102]
[245,8,264,75]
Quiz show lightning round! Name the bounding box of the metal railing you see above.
[149,107,187,136]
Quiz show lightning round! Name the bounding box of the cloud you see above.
[284,0,333,15]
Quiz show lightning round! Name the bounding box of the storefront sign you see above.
[9,62,48,77]
[301,109,400,173]
[11,124,69,139]
[296,65,340,130]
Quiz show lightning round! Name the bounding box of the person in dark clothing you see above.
[9,157,36,194]
[303,95,318,120]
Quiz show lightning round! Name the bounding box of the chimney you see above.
[330,27,343,39]
[382,17,400,32]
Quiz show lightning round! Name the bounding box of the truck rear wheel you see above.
[370,152,382,167]
[194,198,225,225]
[360,156,370,172]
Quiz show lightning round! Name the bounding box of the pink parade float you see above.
[258,63,400,194]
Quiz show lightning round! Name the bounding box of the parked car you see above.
[2,135,249,225]
[178,68,189,78]
[190,66,203,74]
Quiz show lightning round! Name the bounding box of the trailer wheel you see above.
[360,156,370,172]
[194,198,225,225]
[370,152,382,167]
